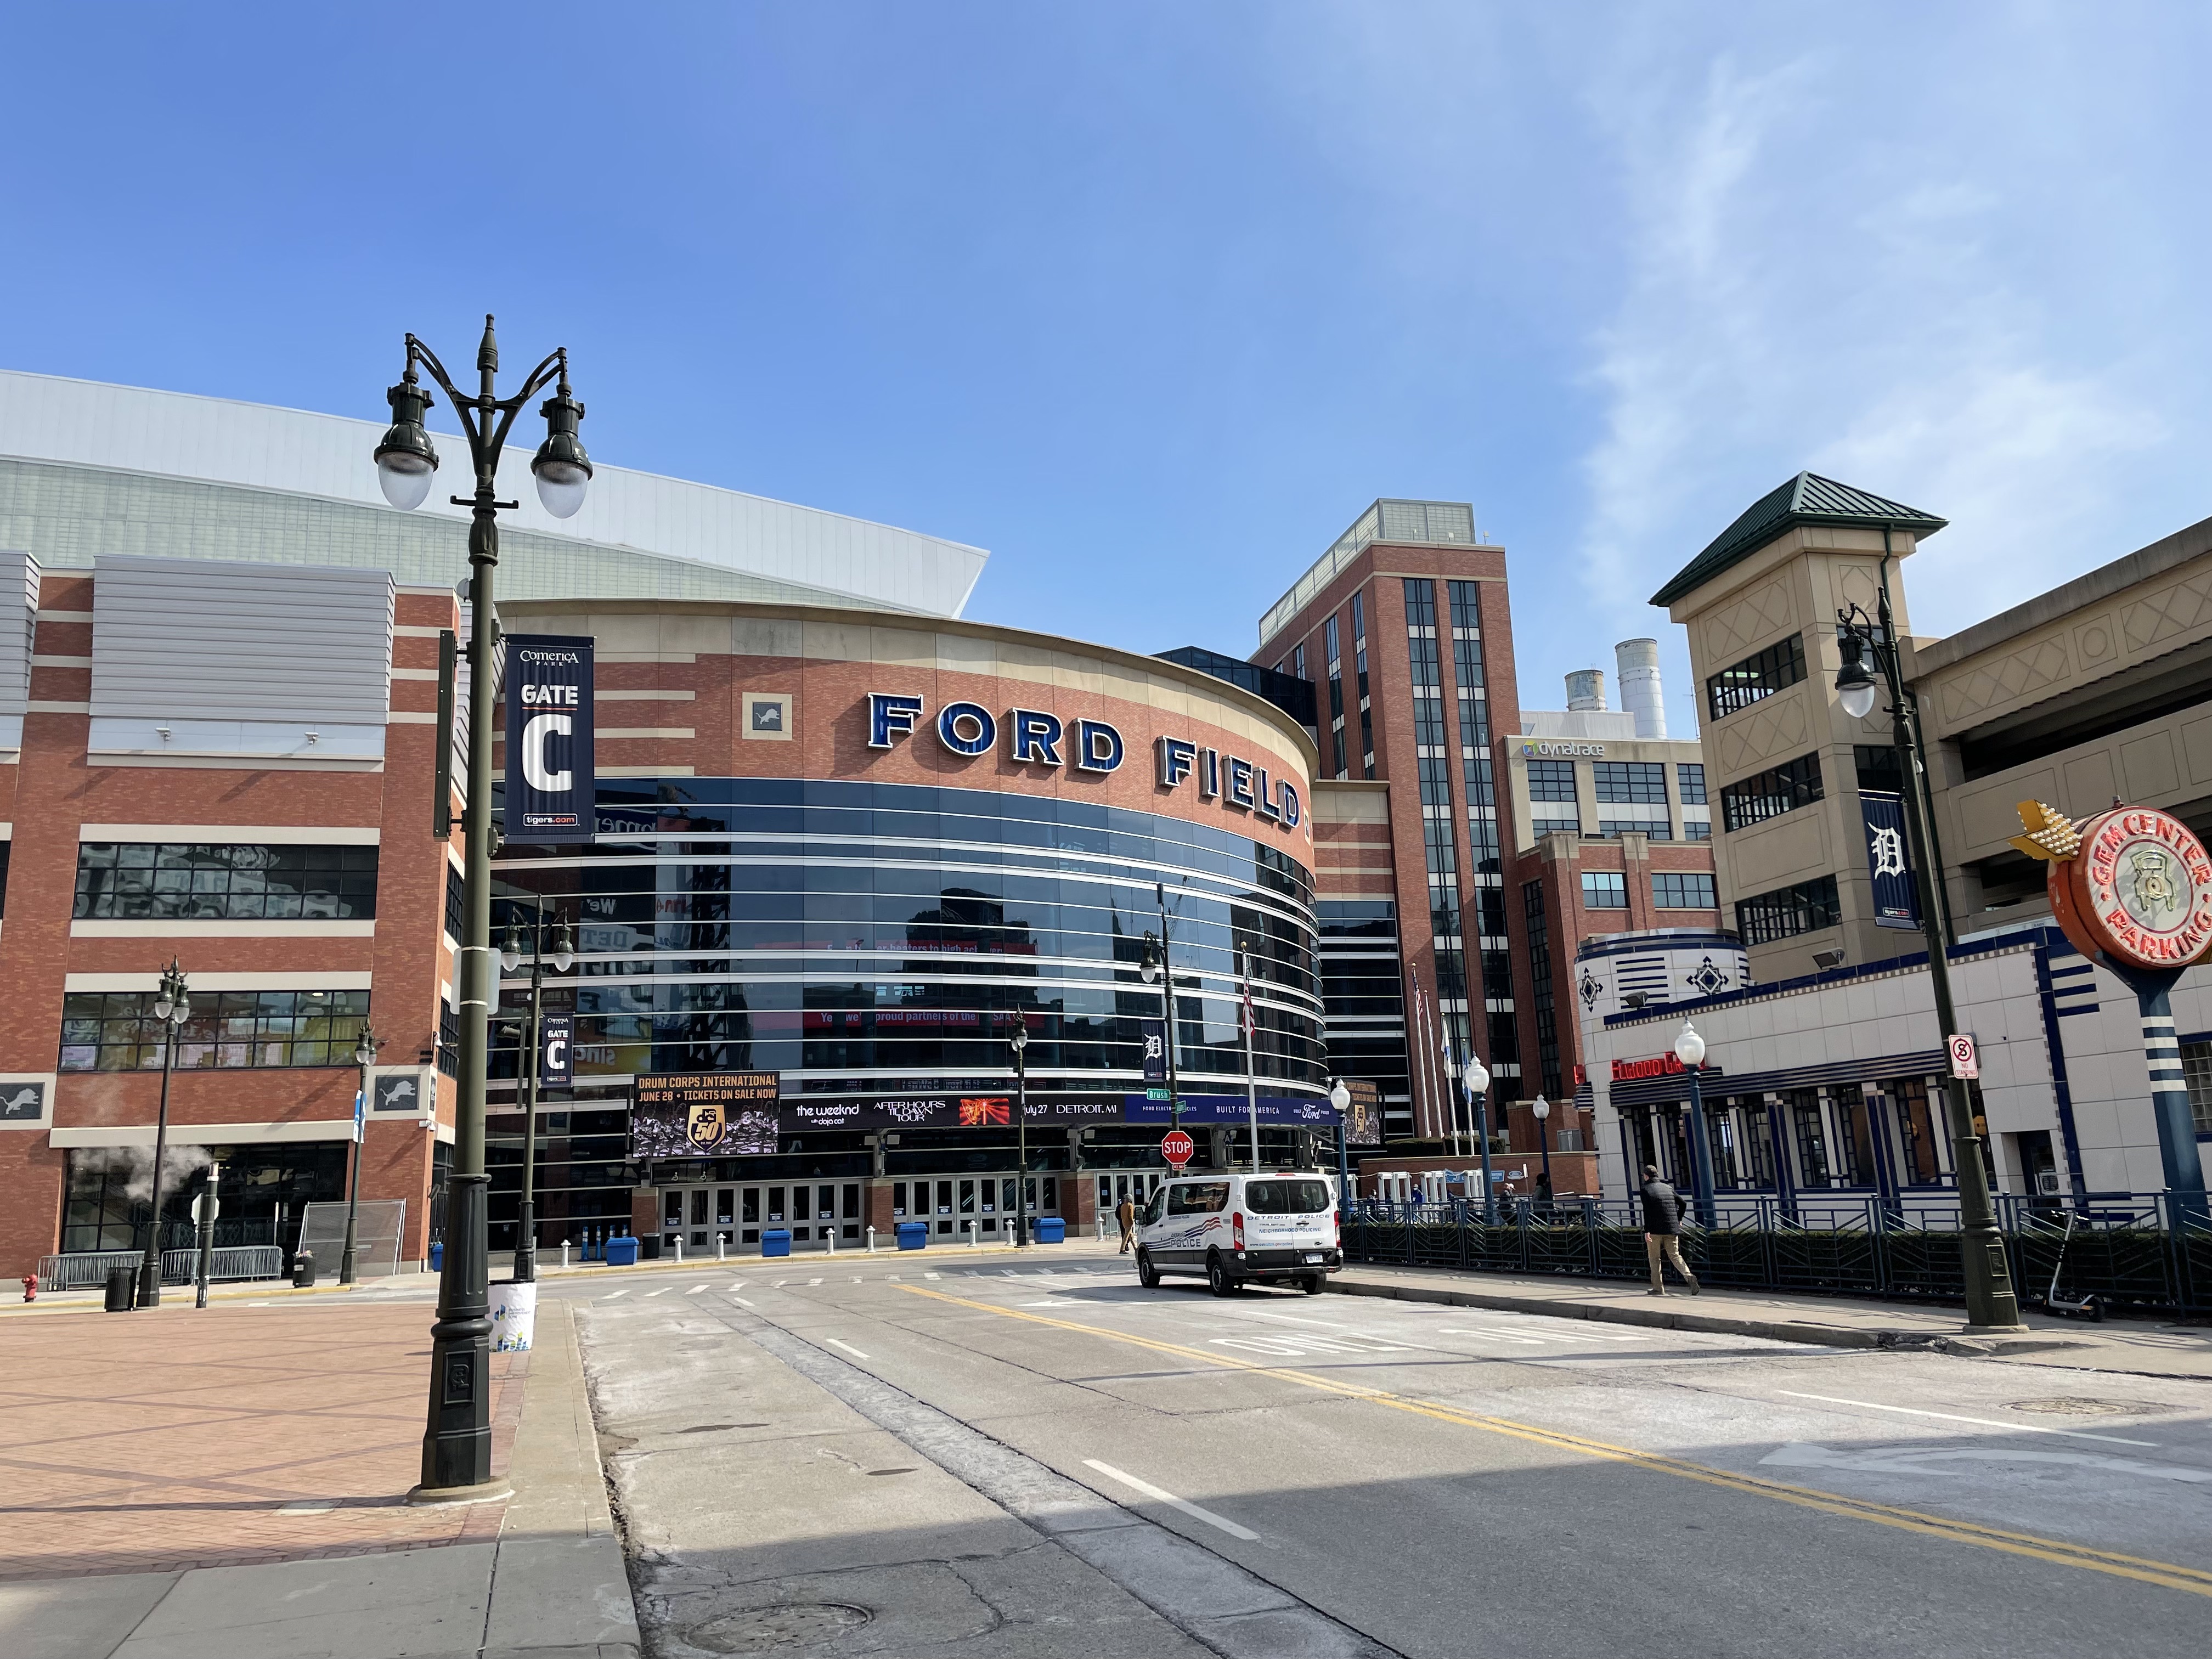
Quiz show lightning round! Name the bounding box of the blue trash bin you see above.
[428,1240,444,1273]
[761,1229,793,1258]
[603,1234,640,1267]
[1032,1216,1065,1245]
[895,1221,928,1251]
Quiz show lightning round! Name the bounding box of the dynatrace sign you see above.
[867,692,1301,830]
[505,635,595,843]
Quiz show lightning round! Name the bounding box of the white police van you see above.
[1132,1170,1341,1296]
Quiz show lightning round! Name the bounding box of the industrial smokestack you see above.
[1565,669,1607,713]
[1616,638,1666,738]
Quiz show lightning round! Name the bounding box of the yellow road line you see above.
[894,1283,2212,1599]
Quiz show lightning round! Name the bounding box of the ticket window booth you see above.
[890,1175,1063,1237]
[1093,1171,1163,1221]
[662,1182,865,1254]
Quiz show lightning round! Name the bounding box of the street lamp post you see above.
[373,316,592,1493]
[1464,1054,1496,1222]
[1672,1023,1718,1228]
[1530,1095,1554,1203]
[341,1026,385,1285]
[1836,558,2024,1331]
[1329,1079,1352,1216]
[1140,921,1181,1141]
[137,960,190,1308]
[501,900,574,1283]
[1007,1015,1030,1248]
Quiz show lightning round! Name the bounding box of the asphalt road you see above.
[514,1246,2212,1659]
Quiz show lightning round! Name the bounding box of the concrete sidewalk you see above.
[1330,1258,2212,1376]
[0,1300,639,1659]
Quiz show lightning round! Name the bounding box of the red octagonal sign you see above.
[1160,1129,1195,1169]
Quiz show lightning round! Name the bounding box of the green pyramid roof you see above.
[1649,472,1946,607]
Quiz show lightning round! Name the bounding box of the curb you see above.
[1327,1275,1964,1350]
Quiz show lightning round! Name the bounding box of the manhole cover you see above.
[687,1602,872,1653]
[2007,1397,2145,1417]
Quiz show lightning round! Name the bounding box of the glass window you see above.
[1244,1178,1331,1214]
[1676,764,1707,805]
[1167,1180,1230,1215]
[75,843,379,921]
[1706,634,1807,723]
[1735,876,1841,945]
[1652,872,1717,909]
[1593,761,1667,804]
[2181,1040,2212,1133]
[1598,820,1672,840]
[1527,760,1578,803]
[1580,871,1627,909]
[1683,820,1712,841]
[58,989,369,1071]
[1720,753,1824,833]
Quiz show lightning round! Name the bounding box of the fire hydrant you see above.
[21,1274,36,1302]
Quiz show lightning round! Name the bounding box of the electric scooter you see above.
[2040,1209,2106,1322]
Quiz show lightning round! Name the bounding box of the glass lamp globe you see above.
[1329,1079,1351,1111]
[376,450,437,511]
[1838,679,1878,720]
[1531,1094,1551,1121]
[532,458,590,519]
[1674,1022,1707,1068]
[1010,1022,1028,1052]
[552,920,575,974]
[153,996,173,1021]
[1465,1057,1491,1097]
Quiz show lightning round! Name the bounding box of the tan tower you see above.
[1650,474,1946,980]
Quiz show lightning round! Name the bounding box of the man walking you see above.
[1640,1164,1700,1296]
[1115,1193,1136,1254]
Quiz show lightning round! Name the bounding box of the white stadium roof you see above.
[0,368,986,616]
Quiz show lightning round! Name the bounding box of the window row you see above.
[61,990,372,1071]
[1706,634,1806,723]
[1719,752,1824,833]
[1735,874,1841,945]
[1578,871,1718,911]
[75,843,379,921]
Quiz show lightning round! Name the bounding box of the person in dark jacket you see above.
[1639,1165,1700,1295]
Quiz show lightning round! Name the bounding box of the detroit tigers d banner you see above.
[505,635,595,844]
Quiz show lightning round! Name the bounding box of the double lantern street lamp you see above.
[373,316,595,1496]
[136,960,191,1308]
[1138,922,1181,1137]
[340,1026,385,1286]
[1833,563,2023,1331]
[503,903,575,1283]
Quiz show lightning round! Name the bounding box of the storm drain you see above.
[2008,1397,2159,1417]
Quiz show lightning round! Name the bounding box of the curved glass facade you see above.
[490,778,1327,1098]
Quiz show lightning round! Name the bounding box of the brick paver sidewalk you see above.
[0,1302,518,1580]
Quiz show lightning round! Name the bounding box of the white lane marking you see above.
[924,1272,941,1280]
[687,1285,709,1294]
[808,1278,823,1286]
[730,1295,755,1310]
[1083,1459,1259,1541]
[852,1277,862,1284]
[1243,1311,1351,1329]
[1437,1324,1654,1347]
[246,1302,272,1307]
[646,1286,674,1298]
[1211,1333,1417,1357]
[886,1274,901,1281]
[776,1280,791,1286]
[1023,1299,1099,1308]
[602,1290,629,1300]
[1762,1442,2208,1481]
[1773,1390,2158,1448]
[825,1337,870,1359]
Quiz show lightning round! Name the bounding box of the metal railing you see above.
[1340,1193,2212,1314]
[37,1245,285,1293]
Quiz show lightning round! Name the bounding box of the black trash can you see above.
[104,1265,136,1313]
[292,1249,317,1289]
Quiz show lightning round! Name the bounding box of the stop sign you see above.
[1161,1129,1195,1169]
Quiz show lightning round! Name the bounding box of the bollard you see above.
[964,1220,978,1248]
[562,1240,572,1269]
[866,1226,877,1254]
[674,1236,684,1265]
[716,1236,726,1262]
[825,1229,836,1255]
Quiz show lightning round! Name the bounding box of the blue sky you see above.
[3,4,2204,733]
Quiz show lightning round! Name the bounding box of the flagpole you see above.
[1408,966,1439,1144]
